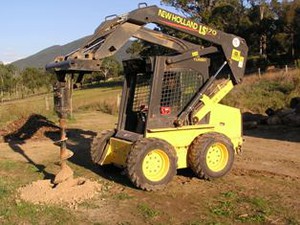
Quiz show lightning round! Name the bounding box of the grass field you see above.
[0,85,122,128]
[1,69,299,129]
[223,69,300,113]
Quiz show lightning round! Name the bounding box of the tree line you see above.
[129,0,300,69]
[0,56,123,101]
[0,64,56,101]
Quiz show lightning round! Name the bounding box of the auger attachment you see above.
[53,80,74,184]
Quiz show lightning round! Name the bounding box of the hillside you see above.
[12,37,132,70]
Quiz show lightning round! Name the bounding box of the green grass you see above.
[235,196,269,223]
[2,201,76,225]
[0,179,11,200]
[137,203,160,219]
[0,159,85,224]
[0,159,20,171]
[205,189,300,224]
[208,191,264,223]
[211,200,233,217]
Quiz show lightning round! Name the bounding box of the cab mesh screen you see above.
[160,71,204,113]
[132,73,151,111]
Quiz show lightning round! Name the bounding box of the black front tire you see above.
[90,129,115,164]
[126,138,177,191]
[188,133,235,180]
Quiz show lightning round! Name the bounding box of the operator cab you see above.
[116,55,210,140]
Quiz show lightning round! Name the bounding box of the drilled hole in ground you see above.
[77,179,86,186]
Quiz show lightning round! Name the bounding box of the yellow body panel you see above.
[101,80,243,169]
[101,137,132,167]
[145,104,242,169]
[209,103,243,148]
[146,128,213,168]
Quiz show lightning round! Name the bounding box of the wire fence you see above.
[247,64,298,78]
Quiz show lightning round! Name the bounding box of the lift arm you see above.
[46,4,248,84]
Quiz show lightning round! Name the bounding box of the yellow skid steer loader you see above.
[46,3,248,190]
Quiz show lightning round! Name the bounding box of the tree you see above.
[21,68,45,94]
[294,4,300,59]
[161,0,299,64]
[83,56,123,85]
[284,0,300,59]
[99,56,122,80]
[161,0,245,32]
[0,64,17,99]
[161,0,217,22]
[126,40,148,58]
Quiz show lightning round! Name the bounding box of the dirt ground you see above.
[0,111,299,224]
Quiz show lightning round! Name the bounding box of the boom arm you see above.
[46,5,248,84]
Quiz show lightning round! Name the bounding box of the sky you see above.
[0,0,178,64]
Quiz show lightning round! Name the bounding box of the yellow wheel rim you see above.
[206,143,229,172]
[142,149,169,182]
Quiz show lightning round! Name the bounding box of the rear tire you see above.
[126,138,177,191]
[90,129,115,164]
[188,133,234,180]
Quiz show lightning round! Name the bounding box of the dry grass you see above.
[0,94,56,128]
[73,87,120,115]
[0,86,121,128]
[1,69,299,127]
[223,69,300,114]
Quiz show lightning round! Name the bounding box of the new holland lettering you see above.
[158,9,172,20]
[158,9,217,36]
[171,15,198,30]
[158,9,198,31]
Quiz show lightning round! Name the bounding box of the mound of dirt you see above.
[0,114,60,142]
[18,178,102,208]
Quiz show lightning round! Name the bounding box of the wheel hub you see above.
[206,143,228,172]
[142,149,169,182]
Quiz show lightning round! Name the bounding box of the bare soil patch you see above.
[18,177,102,208]
[0,114,60,142]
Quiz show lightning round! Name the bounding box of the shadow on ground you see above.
[2,114,133,187]
[242,112,300,142]
[3,114,60,181]
[46,128,135,188]
[244,125,300,143]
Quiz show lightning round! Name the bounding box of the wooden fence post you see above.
[45,95,50,111]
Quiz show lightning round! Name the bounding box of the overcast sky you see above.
[0,0,178,63]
